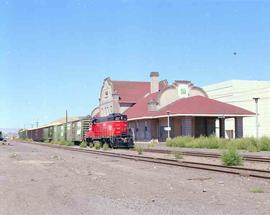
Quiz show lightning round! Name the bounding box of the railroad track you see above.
[20,141,270,180]
[143,148,270,163]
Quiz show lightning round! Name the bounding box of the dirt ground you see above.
[1,142,270,215]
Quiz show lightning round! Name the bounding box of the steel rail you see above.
[20,141,270,180]
[142,148,270,163]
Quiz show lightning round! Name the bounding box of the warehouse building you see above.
[204,80,270,138]
[91,73,254,142]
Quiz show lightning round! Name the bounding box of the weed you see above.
[172,151,183,159]
[250,187,264,193]
[135,146,144,155]
[148,139,159,148]
[166,136,270,152]
[80,141,87,148]
[66,141,74,146]
[102,143,109,151]
[94,142,101,150]
[222,147,242,166]
[258,136,270,151]
[166,136,194,147]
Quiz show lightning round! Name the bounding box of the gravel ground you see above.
[1,141,270,215]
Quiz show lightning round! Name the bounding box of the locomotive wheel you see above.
[107,139,113,149]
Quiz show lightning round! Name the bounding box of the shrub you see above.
[194,135,220,149]
[166,136,194,147]
[94,142,101,150]
[80,141,87,148]
[222,147,242,166]
[89,143,94,148]
[172,151,183,159]
[166,136,270,152]
[258,136,270,151]
[102,143,109,151]
[247,143,258,152]
[135,146,144,155]
[245,137,258,152]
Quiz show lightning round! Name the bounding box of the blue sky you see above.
[1,0,269,128]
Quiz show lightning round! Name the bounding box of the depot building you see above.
[91,72,254,142]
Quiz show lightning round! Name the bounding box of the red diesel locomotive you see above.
[85,113,134,148]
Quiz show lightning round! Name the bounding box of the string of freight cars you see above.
[19,140,270,180]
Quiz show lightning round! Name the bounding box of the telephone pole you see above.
[65,110,68,141]
[253,98,260,139]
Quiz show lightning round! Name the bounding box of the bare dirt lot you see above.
[1,141,270,215]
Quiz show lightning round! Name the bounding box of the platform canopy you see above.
[125,95,255,120]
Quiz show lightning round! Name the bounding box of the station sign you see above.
[164,127,171,131]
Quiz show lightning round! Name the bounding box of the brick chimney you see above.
[150,72,159,94]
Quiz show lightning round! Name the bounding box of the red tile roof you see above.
[124,95,255,120]
[112,80,167,103]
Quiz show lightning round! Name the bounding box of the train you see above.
[0,131,3,141]
[85,113,134,148]
[18,113,134,148]
[18,117,90,143]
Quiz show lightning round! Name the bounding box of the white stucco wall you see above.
[99,80,114,116]
[158,83,207,109]
[204,80,270,138]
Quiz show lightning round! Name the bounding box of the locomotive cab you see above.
[85,113,134,149]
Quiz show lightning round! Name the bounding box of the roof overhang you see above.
[127,113,255,121]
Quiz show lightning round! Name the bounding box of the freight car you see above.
[85,113,134,148]
[18,129,27,140]
[18,116,90,143]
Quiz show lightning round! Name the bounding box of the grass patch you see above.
[222,147,242,166]
[172,151,183,159]
[135,146,144,155]
[166,136,270,152]
[250,187,264,193]
[65,141,74,146]
[148,139,159,148]
[102,143,109,151]
[167,136,194,147]
[258,136,270,151]
[94,142,101,150]
[80,141,87,148]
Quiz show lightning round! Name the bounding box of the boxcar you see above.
[19,116,90,143]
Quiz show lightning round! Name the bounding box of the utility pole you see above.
[167,111,171,140]
[36,120,39,128]
[65,110,68,141]
[253,98,260,139]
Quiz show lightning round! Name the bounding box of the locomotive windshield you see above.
[92,114,127,124]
